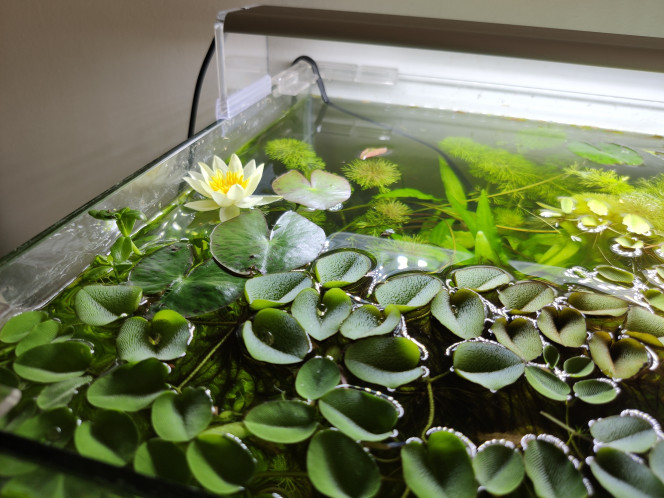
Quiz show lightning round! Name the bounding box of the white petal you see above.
[228,154,243,174]
[219,205,241,222]
[236,195,281,208]
[226,183,248,202]
[184,199,220,211]
[243,159,257,179]
[187,170,206,183]
[198,161,215,181]
[244,165,263,196]
[210,189,233,207]
[251,195,282,206]
[183,176,210,197]
[212,155,228,174]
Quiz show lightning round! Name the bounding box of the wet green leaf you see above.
[590,447,664,497]
[314,250,372,288]
[134,438,191,483]
[543,344,560,368]
[128,242,192,293]
[452,341,525,391]
[644,289,664,313]
[568,292,628,317]
[374,274,442,312]
[524,366,570,401]
[623,214,651,234]
[74,410,139,466]
[36,376,92,410]
[595,265,634,284]
[151,388,213,442]
[116,310,191,362]
[339,304,401,340]
[291,288,352,341]
[568,142,643,166]
[498,281,555,313]
[523,436,587,498]
[242,309,311,364]
[624,306,664,339]
[590,411,658,453]
[491,317,543,362]
[375,188,440,201]
[0,311,49,343]
[451,266,513,292]
[14,407,76,447]
[649,440,664,484]
[296,356,340,400]
[563,356,595,378]
[244,399,317,443]
[74,285,142,326]
[537,306,587,347]
[272,169,351,210]
[573,379,619,404]
[472,442,524,495]
[245,271,313,310]
[589,332,649,379]
[15,319,60,356]
[14,342,93,383]
[431,288,485,339]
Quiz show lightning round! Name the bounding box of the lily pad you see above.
[568,292,628,317]
[36,376,92,410]
[568,142,643,166]
[0,311,49,343]
[291,288,352,341]
[242,309,311,364]
[431,288,486,339]
[306,429,381,498]
[295,356,340,400]
[134,439,191,483]
[319,387,399,442]
[210,210,326,276]
[590,411,658,453]
[128,242,192,294]
[623,214,651,234]
[244,271,313,310]
[491,317,543,362]
[537,306,587,347]
[15,319,60,356]
[74,285,142,326]
[116,310,191,362]
[344,336,424,388]
[498,281,555,313]
[374,274,442,312]
[244,399,317,444]
[563,356,595,378]
[590,447,664,497]
[451,266,513,292]
[522,436,587,498]
[524,366,570,401]
[272,169,351,210]
[151,388,213,442]
[13,342,93,383]
[589,331,649,379]
[314,250,373,288]
[452,341,525,391]
[472,441,525,495]
[339,304,401,340]
[74,410,139,466]
[573,379,619,404]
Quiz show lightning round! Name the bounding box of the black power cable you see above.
[188,37,216,138]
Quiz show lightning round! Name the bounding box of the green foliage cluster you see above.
[265,138,325,175]
[342,157,402,192]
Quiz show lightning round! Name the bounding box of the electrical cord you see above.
[188,37,216,138]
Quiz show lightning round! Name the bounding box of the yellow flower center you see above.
[209,170,249,194]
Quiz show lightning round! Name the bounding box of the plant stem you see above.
[177,329,233,390]
[421,380,436,440]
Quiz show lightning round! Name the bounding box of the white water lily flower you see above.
[183,154,281,222]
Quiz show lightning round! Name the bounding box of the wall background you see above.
[1,0,662,257]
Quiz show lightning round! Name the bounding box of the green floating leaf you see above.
[13,342,93,384]
[644,289,664,313]
[595,265,634,284]
[74,410,139,466]
[307,429,381,498]
[296,356,340,400]
[187,433,256,495]
[314,250,373,288]
[573,379,619,404]
[37,376,92,410]
[568,142,643,166]
[134,438,191,484]
[344,336,424,388]
[522,436,588,498]
[244,399,317,444]
[431,288,485,340]
[589,331,649,380]
[116,310,191,362]
[245,271,313,310]
[590,447,664,497]
[624,306,664,339]
[568,292,629,317]
[472,441,525,495]
[401,430,476,498]
[498,281,555,313]
[491,317,542,362]
[291,288,352,341]
[210,210,326,276]
[272,169,351,210]
[319,387,399,442]
[339,304,401,340]
[242,309,311,364]
[452,341,525,391]
[590,411,658,453]
[650,440,664,484]
[451,266,513,292]
[563,356,595,378]
[524,366,570,402]
[543,344,560,368]
[15,319,60,356]
[0,311,48,343]
[537,306,587,347]
[14,407,77,447]
[87,358,169,411]
[151,388,213,442]
[74,285,142,326]
[374,274,442,312]
[128,242,192,294]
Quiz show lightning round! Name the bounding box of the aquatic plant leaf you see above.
[590,447,664,497]
[623,213,651,234]
[36,376,92,410]
[595,265,634,284]
[491,317,543,362]
[452,341,525,391]
[244,271,313,310]
[537,306,587,347]
[589,331,649,379]
[543,344,560,368]
[74,410,139,466]
[15,319,60,356]
[374,274,442,312]
[431,288,485,339]
[516,126,566,151]
[242,309,311,364]
[244,399,317,444]
[344,336,424,388]
[307,429,381,498]
[498,281,555,313]
[151,388,213,442]
[563,356,595,378]
[401,430,476,498]
[296,356,340,400]
[339,304,401,340]
[314,250,373,288]
[13,342,93,383]
[186,433,256,494]
[128,242,192,294]
[524,366,570,401]
[451,266,513,292]
[319,387,399,442]
[568,142,643,166]
[624,306,664,339]
[472,442,525,495]
[86,358,169,411]
[210,210,326,276]
[116,310,191,362]
[291,288,352,341]
[271,169,351,210]
[134,439,191,483]
[573,379,619,404]
[14,407,76,448]
[475,190,504,262]
[644,289,664,313]
[439,158,476,232]
[568,292,629,316]
[649,440,664,484]
[158,259,245,317]
[522,437,587,498]
[375,187,441,201]
[590,411,658,453]
[0,469,92,497]
[0,311,48,343]
[74,284,142,326]
[265,138,325,173]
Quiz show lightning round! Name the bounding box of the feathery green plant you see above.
[265,138,325,175]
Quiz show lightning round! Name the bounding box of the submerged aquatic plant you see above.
[265,138,326,175]
[342,157,402,192]
[354,199,412,236]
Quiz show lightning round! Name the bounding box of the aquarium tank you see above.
[1,59,664,498]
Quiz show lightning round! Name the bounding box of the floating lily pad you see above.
[319,387,399,442]
[344,336,424,388]
[623,214,651,234]
[74,410,139,466]
[563,356,595,378]
[128,242,192,294]
[314,250,373,288]
[296,356,340,400]
[589,331,649,379]
[595,265,634,284]
[472,441,525,495]
[36,376,92,410]
[498,281,555,313]
[15,319,60,356]
[374,274,442,312]
[522,436,587,498]
[134,439,191,484]
[524,366,570,402]
[151,388,213,442]
[74,285,142,326]
[13,342,93,384]
[537,306,587,347]
[590,411,658,453]
[431,288,485,339]
[210,210,326,276]
[0,311,49,343]
[339,304,401,340]
[491,317,542,362]
[451,266,513,292]
[242,309,311,364]
[117,310,191,362]
[244,399,317,444]
[272,169,351,210]
[573,379,619,404]
[568,142,643,166]
[245,271,313,310]
[452,341,525,391]
[291,288,352,341]
[568,292,628,317]
[590,447,664,497]
[306,429,381,498]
